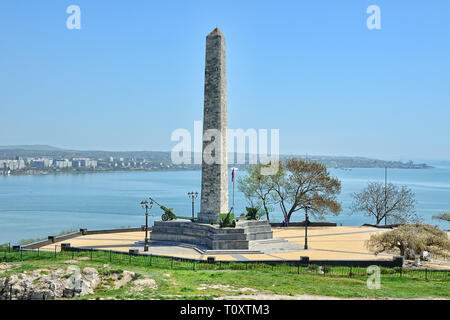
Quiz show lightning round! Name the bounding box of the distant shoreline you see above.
[0,145,433,176]
[2,165,434,177]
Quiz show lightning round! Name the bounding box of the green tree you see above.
[271,159,342,222]
[351,182,417,225]
[237,163,281,222]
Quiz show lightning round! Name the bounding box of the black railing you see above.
[0,245,448,282]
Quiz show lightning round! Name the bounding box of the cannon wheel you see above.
[161,213,169,221]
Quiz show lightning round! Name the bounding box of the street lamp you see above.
[187,191,198,220]
[304,201,312,250]
[140,199,153,252]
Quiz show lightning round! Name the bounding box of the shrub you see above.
[366,223,450,259]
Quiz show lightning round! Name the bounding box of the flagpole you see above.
[231,168,236,214]
[233,177,235,214]
[232,169,235,214]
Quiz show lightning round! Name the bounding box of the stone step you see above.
[242,226,273,233]
[210,233,248,241]
[152,226,248,239]
[250,238,289,245]
[247,231,274,241]
[203,249,263,255]
[152,223,248,234]
[211,240,249,250]
[237,220,271,227]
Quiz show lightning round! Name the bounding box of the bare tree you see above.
[351,182,417,225]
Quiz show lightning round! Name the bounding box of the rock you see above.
[63,287,75,298]
[47,279,65,297]
[82,267,98,279]
[132,278,158,291]
[63,260,79,264]
[29,290,54,300]
[0,265,119,300]
[11,284,24,299]
[8,274,19,285]
[74,278,93,296]
[51,269,65,280]
[0,263,11,271]
[32,269,44,277]
[0,278,7,291]
[82,267,100,288]
[66,265,80,276]
[114,271,135,289]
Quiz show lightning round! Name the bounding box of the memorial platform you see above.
[35,226,400,263]
[150,219,273,250]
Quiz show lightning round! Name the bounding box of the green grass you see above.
[0,249,449,300]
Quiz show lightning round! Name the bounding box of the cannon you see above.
[149,197,196,221]
[219,207,236,228]
[237,206,265,221]
[149,197,177,221]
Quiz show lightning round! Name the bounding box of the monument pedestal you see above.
[150,220,273,250]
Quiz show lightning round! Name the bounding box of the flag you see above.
[231,168,235,182]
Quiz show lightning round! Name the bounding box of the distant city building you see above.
[0,159,26,170]
[31,158,53,168]
[72,158,97,169]
[54,159,72,168]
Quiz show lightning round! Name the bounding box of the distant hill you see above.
[0,145,64,151]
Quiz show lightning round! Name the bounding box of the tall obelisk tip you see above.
[209,28,223,36]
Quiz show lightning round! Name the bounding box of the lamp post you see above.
[304,202,312,250]
[187,192,198,220]
[140,200,153,252]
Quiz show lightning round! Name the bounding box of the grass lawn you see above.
[1,256,449,300]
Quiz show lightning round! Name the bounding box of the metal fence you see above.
[0,245,449,281]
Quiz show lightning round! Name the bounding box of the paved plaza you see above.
[39,226,395,262]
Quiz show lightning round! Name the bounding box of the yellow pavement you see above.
[39,232,144,253]
[39,226,393,261]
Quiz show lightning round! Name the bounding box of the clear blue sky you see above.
[1,0,449,160]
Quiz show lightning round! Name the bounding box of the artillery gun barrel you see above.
[149,197,162,208]
[149,197,173,214]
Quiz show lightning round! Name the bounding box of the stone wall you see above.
[22,227,142,249]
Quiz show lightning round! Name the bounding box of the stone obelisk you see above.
[198,28,228,224]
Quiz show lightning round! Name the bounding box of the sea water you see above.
[0,165,449,244]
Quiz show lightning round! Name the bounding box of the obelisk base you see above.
[150,219,273,250]
[197,211,220,224]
